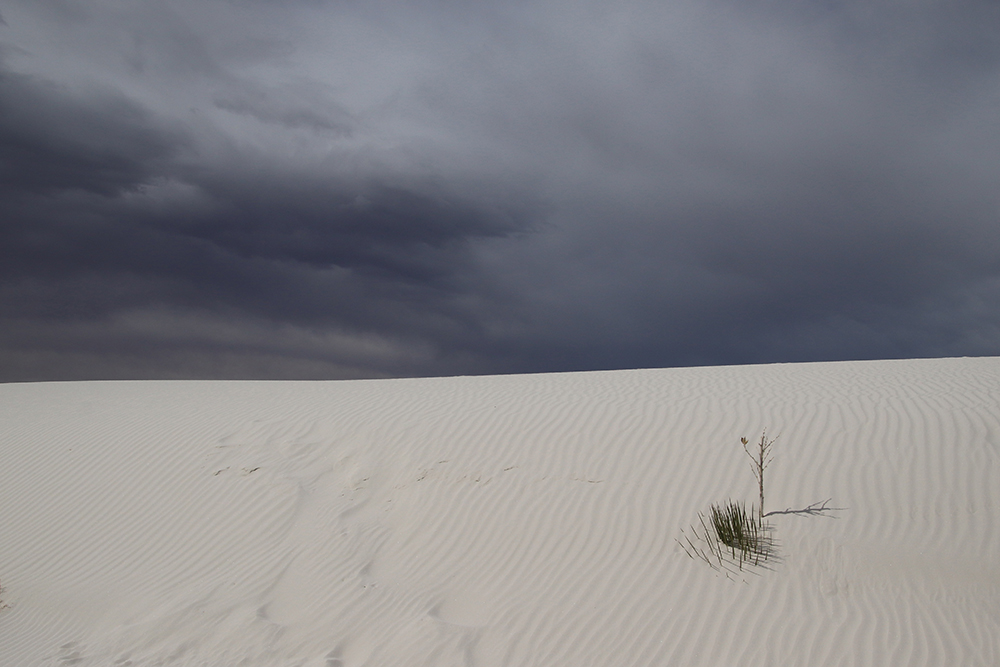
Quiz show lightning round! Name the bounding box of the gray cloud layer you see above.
[2,0,999,380]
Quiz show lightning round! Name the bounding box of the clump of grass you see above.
[709,500,772,566]
[679,500,775,575]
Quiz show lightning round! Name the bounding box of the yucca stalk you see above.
[742,431,775,524]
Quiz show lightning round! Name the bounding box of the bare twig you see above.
[764,498,844,517]
[742,431,776,522]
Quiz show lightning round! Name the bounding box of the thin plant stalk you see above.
[742,431,775,523]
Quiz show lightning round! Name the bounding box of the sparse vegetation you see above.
[678,431,778,576]
[709,500,772,564]
[679,500,775,575]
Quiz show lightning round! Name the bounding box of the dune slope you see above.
[1,358,999,666]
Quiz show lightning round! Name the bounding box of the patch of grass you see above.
[679,500,775,576]
[709,500,772,566]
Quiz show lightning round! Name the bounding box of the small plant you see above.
[742,431,775,521]
[679,430,839,576]
[679,500,775,575]
[709,500,772,565]
[678,430,778,576]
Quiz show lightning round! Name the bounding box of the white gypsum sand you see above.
[0,357,998,666]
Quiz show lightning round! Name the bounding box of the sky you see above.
[2,0,999,381]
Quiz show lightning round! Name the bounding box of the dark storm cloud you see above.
[1,0,999,380]
[0,69,180,195]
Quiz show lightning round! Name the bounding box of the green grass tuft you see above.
[708,500,772,567]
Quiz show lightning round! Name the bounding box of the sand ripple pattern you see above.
[0,359,998,666]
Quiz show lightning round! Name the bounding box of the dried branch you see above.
[742,430,776,521]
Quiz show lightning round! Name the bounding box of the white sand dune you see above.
[1,357,999,666]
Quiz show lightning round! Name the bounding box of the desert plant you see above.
[679,500,774,574]
[742,431,775,522]
[678,431,781,576]
[709,500,772,566]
